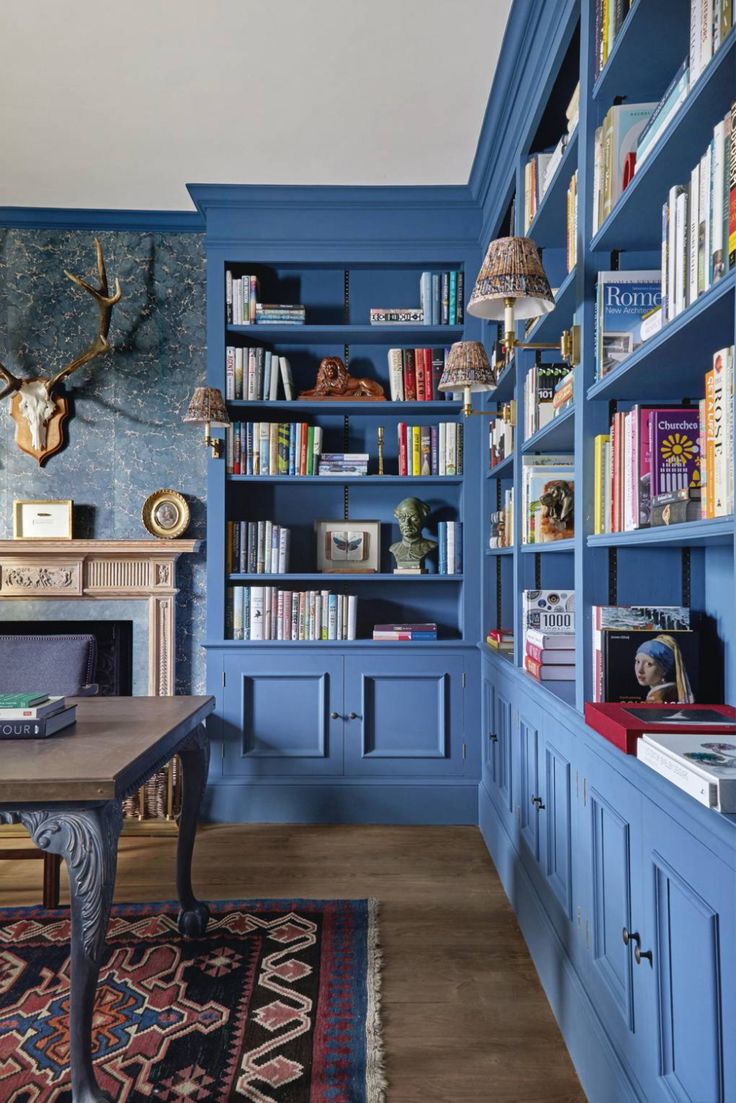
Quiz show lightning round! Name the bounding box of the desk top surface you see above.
[0,695,215,804]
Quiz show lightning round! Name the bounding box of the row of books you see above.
[489,489,514,548]
[662,103,734,322]
[386,347,453,401]
[224,271,307,327]
[593,346,735,533]
[522,363,570,440]
[226,421,322,476]
[397,422,463,477]
[521,455,575,544]
[522,589,576,683]
[229,587,358,641]
[489,402,514,469]
[592,604,697,704]
[593,0,632,79]
[419,271,464,326]
[437,522,463,574]
[372,622,437,641]
[225,348,295,401]
[566,170,578,274]
[522,83,579,232]
[593,101,656,233]
[225,520,291,575]
[0,693,76,740]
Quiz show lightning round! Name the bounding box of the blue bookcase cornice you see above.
[0,207,203,233]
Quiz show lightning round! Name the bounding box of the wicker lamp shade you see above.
[467,236,554,321]
[438,341,496,393]
[183,386,230,427]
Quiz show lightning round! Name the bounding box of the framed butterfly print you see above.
[315,519,380,573]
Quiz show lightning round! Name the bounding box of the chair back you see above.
[0,634,98,696]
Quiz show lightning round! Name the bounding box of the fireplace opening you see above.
[0,620,133,696]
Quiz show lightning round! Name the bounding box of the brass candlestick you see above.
[377,426,384,475]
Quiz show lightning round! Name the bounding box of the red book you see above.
[423,349,434,400]
[585,702,736,755]
[299,422,309,476]
[415,348,426,401]
[524,655,575,681]
[526,642,575,665]
[397,422,408,476]
[403,349,417,401]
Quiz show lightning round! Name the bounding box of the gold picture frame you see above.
[13,498,73,540]
[141,489,190,540]
[314,518,380,573]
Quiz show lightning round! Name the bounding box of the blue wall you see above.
[0,228,208,693]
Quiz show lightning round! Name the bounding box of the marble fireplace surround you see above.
[0,540,200,697]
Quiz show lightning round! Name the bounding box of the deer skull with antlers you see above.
[0,240,122,465]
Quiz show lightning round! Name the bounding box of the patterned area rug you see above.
[0,898,385,1103]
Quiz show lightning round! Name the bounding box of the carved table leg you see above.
[176,724,210,937]
[12,802,123,1103]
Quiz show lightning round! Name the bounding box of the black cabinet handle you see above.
[622,927,641,948]
[634,944,653,966]
[330,711,341,720]
[531,795,545,810]
[489,732,498,743]
[347,712,360,720]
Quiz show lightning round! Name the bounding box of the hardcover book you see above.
[648,407,701,497]
[638,732,736,812]
[602,628,699,704]
[522,590,575,634]
[596,270,662,378]
[584,702,736,754]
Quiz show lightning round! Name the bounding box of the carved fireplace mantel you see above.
[0,540,200,698]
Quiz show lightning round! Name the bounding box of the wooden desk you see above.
[0,695,215,1103]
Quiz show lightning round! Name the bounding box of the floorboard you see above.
[0,824,585,1102]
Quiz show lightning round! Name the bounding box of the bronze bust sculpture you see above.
[389,497,437,572]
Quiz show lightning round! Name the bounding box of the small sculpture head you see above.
[393,497,431,543]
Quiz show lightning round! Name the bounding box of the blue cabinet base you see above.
[479,781,641,1103]
[204,780,479,825]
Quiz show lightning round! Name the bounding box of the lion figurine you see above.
[299,356,386,400]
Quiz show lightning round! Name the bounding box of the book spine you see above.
[388,348,404,401]
[637,741,716,808]
[403,349,417,400]
[415,347,426,402]
[398,423,408,477]
[411,426,421,477]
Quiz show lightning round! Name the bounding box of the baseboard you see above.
[478,781,642,1103]
[203,780,478,824]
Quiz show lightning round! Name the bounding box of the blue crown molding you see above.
[0,207,204,233]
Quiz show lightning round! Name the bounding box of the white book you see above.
[447,522,456,575]
[262,586,272,640]
[276,590,285,640]
[388,348,404,402]
[713,351,727,515]
[667,185,679,321]
[246,348,257,401]
[291,592,300,641]
[640,731,736,812]
[711,118,726,281]
[438,422,447,476]
[313,426,323,469]
[225,346,235,400]
[328,594,338,640]
[700,0,714,74]
[688,162,700,305]
[674,186,689,316]
[347,595,358,641]
[250,588,264,640]
[279,357,295,400]
[445,422,457,476]
[314,592,322,641]
[689,0,702,84]
[278,527,290,574]
[264,520,273,573]
[637,739,717,808]
[232,589,243,640]
[699,144,712,294]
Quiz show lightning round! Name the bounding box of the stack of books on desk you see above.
[486,629,514,653]
[522,590,576,682]
[372,622,438,641]
[0,694,77,739]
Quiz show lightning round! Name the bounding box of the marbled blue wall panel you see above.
[0,229,207,692]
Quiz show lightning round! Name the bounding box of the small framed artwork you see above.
[13,499,73,540]
[315,519,380,573]
[141,489,190,540]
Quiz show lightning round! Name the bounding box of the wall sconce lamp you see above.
[437,341,497,416]
[467,235,580,370]
[183,386,230,458]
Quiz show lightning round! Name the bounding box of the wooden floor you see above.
[0,825,585,1102]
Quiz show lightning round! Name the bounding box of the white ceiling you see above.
[1,0,511,212]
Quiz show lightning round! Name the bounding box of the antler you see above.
[45,239,122,393]
[0,361,23,402]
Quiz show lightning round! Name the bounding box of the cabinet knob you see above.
[347,712,360,721]
[622,926,640,948]
[489,732,498,743]
[634,945,653,966]
[530,795,545,810]
[330,711,341,720]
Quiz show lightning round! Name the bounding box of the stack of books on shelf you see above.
[489,490,514,548]
[523,83,579,233]
[226,520,291,575]
[593,102,657,232]
[566,170,578,273]
[593,346,734,534]
[397,422,463,476]
[637,728,736,812]
[594,269,662,380]
[591,605,697,703]
[0,694,76,739]
[226,421,323,476]
[522,590,576,683]
[372,622,437,641]
[318,453,369,477]
[437,521,462,574]
[662,103,734,322]
[486,628,514,653]
[254,304,305,325]
[419,271,464,325]
[523,363,569,439]
[225,348,295,401]
[230,587,358,641]
[489,401,514,468]
[386,347,451,401]
[521,455,575,544]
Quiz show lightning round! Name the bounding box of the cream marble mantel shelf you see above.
[0,539,200,698]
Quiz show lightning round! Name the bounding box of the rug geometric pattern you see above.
[0,899,384,1103]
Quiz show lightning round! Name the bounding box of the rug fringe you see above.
[367,898,388,1102]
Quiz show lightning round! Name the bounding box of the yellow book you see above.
[411,426,421,477]
[594,434,609,534]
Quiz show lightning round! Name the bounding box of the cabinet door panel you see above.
[495,687,513,813]
[519,717,539,861]
[640,803,736,1103]
[542,738,573,919]
[343,655,464,777]
[222,653,343,776]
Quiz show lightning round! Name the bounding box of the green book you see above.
[0,693,49,708]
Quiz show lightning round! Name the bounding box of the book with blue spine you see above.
[595,270,662,379]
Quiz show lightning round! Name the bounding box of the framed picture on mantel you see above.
[13,499,73,540]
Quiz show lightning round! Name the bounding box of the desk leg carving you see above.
[3,802,123,1103]
[176,724,210,938]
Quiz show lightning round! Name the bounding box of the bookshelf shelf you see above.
[588,517,734,549]
[526,129,579,248]
[587,270,736,401]
[591,28,735,252]
[225,324,465,345]
[591,0,690,105]
[204,638,468,649]
[226,400,462,414]
[521,405,575,453]
[488,453,514,478]
[519,538,575,554]
[227,572,464,582]
[524,267,577,344]
[226,475,465,484]
[486,547,514,557]
[492,361,516,402]
[520,669,577,709]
